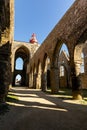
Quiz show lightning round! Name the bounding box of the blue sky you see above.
[14,0,75,44]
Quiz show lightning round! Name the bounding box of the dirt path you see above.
[0,87,87,130]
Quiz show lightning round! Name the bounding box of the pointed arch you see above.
[12,45,30,87]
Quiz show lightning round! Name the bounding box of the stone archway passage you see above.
[12,46,30,87]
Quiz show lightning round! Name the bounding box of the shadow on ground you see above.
[0,87,87,130]
[0,103,9,116]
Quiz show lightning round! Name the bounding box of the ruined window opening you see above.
[15,57,23,70]
[60,65,64,77]
[59,43,69,57]
[80,53,84,73]
[15,74,22,86]
[47,58,50,70]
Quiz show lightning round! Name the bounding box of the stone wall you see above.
[0,0,87,101]
[0,0,11,102]
[80,74,87,89]
[11,40,40,86]
[29,0,87,99]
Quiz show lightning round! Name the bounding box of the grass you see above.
[6,92,18,103]
[46,88,87,101]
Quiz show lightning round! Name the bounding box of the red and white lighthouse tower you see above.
[29,33,38,44]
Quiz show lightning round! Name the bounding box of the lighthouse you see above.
[29,33,38,44]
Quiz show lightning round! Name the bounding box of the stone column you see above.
[0,1,12,102]
[70,60,82,100]
[50,66,59,94]
[26,73,29,86]
[29,72,33,88]
[84,56,87,74]
[75,62,81,75]
[36,73,41,89]
[33,73,37,89]
[29,73,32,88]
[41,71,47,92]
[0,60,11,102]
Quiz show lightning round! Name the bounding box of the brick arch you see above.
[14,46,30,67]
[49,41,71,93]
[14,45,30,58]
[12,45,30,72]
[74,32,87,76]
[52,41,70,66]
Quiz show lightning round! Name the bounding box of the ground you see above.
[0,87,87,130]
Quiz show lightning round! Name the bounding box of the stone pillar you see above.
[36,73,41,89]
[84,56,87,75]
[29,72,33,88]
[0,38,11,103]
[50,67,59,94]
[0,1,12,102]
[75,62,81,75]
[33,73,37,89]
[70,60,82,100]
[26,73,29,86]
[0,60,11,102]
[41,71,47,92]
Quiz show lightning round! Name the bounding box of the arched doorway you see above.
[58,43,70,88]
[50,42,71,93]
[15,74,22,86]
[59,65,68,88]
[12,46,30,87]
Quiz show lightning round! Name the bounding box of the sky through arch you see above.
[15,57,23,70]
[60,43,69,56]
